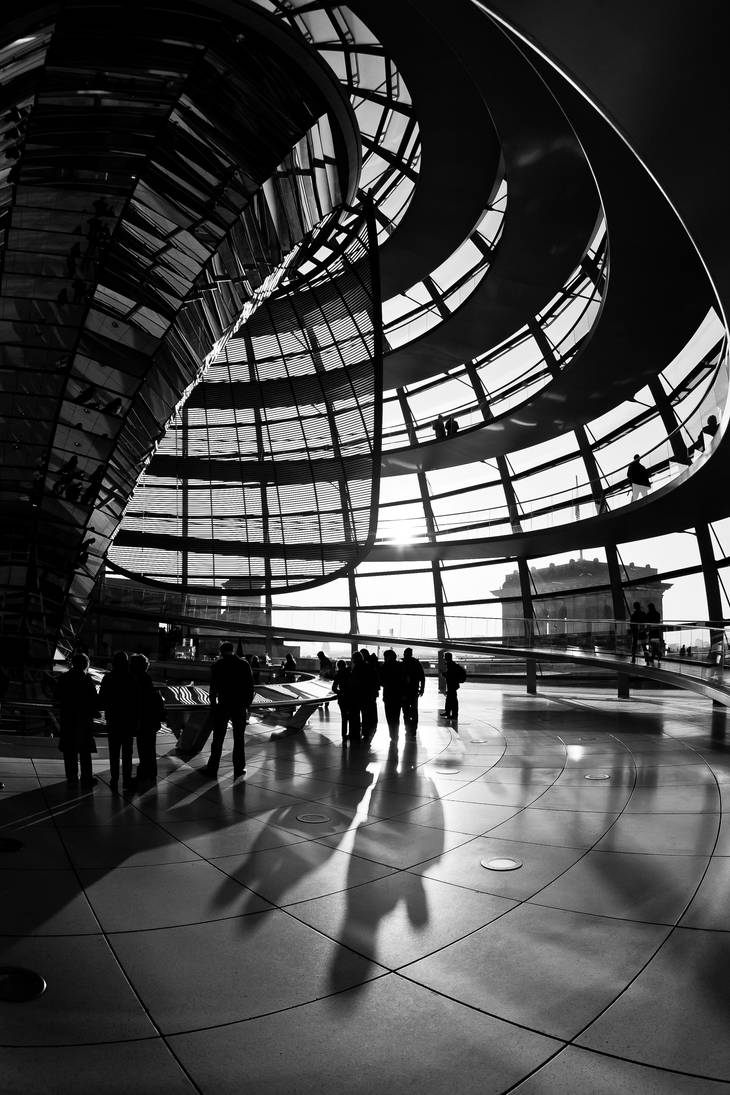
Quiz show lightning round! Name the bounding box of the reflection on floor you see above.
[2,684,730,1094]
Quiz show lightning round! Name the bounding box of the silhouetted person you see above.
[332,659,352,744]
[627,454,651,501]
[402,647,425,738]
[317,650,332,677]
[693,414,720,455]
[99,651,135,791]
[349,650,370,745]
[129,653,163,785]
[444,416,459,437]
[281,652,297,676]
[317,650,332,709]
[629,602,646,664]
[54,652,99,788]
[81,466,105,504]
[379,649,404,742]
[361,652,380,741]
[206,641,254,778]
[432,415,447,441]
[441,651,464,721]
[645,603,662,666]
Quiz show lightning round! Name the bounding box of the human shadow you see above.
[207,736,376,924]
[327,739,444,999]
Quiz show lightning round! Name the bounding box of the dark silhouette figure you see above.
[281,652,297,676]
[645,603,662,666]
[317,649,332,709]
[81,466,105,504]
[444,416,459,437]
[629,601,647,664]
[359,652,380,742]
[402,647,425,738]
[441,651,463,721]
[206,641,254,778]
[432,415,447,441]
[627,454,651,501]
[317,650,333,677]
[349,650,370,745]
[129,653,163,785]
[332,659,352,743]
[54,653,99,788]
[99,651,135,791]
[693,414,720,455]
[379,649,404,741]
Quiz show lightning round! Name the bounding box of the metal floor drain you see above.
[296,812,330,824]
[0,968,47,1002]
[0,838,23,853]
[481,856,523,871]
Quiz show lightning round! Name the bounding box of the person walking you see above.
[379,649,405,742]
[54,652,99,788]
[441,651,465,721]
[99,651,135,791]
[206,640,254,778]
[129,653,164,786]
[402,647,425,739]
[629,602,646,664]
[627,454,651,501]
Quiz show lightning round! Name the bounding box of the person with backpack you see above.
[441,651,466,722]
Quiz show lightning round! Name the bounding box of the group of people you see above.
[327,646,465,745]
[629,601,663,666]
[54,640,467,791]
[54,651,163,790]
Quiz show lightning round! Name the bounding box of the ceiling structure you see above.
[1,0,727,670]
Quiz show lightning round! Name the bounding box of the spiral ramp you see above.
[3,4,730,1094]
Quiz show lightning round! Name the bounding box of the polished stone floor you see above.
[2,683,730,1094]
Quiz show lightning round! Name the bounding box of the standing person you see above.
[349,650,369,745]
[332,659,352,744]
[317,650,333,678]
[645,603,663,666]
[627,454,651,501]
[362,652,380,742]
[379,649,404,742]
[317,649,332,710]
[402,648,425,739]
[206,640,254,778]
[54,652,99,788]
[441,651,465,721]
[432,415,447,441]
[629,602,647,664]
[129,653,163,786]
[99,651,135,791]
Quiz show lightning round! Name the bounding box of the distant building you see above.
[495,558,670,644]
